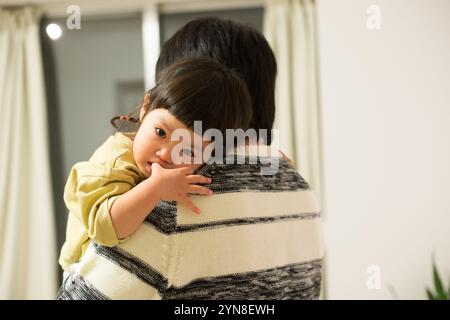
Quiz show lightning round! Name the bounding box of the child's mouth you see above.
[146,161,152,174]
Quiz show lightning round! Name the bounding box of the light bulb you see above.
[46,23,62,40]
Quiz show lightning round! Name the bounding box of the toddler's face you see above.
[133,108,210,177]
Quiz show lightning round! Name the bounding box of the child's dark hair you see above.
[111,57,252,139]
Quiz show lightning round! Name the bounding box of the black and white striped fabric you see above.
[57,151,324,300]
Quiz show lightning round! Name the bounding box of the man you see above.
[57,18,323,300]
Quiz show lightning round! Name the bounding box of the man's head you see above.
[156,17,277,145]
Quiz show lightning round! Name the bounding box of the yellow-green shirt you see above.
[59,132,146,271]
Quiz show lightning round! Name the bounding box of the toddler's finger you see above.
[151,162,163,169]
[181,196,201,215]
[279,150,294,166]
[187,175,212,184]
[189,185,213,196]
[179,166,195,175]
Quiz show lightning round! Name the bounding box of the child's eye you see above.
[155,127,166,138]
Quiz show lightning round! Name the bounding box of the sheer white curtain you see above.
[0,7,57,299]
[263,0,323,203]
[264,0,325,299]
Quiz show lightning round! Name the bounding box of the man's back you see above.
[57,151,324,300]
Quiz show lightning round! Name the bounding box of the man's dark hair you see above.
[155,17,277,145]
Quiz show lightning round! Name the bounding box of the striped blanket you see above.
[57,153,324,300]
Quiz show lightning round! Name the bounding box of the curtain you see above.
[263,0,325,299]
[142,3,160,90]
[263,0,323,204]
[0,7,57,299]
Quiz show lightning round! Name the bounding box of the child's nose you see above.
[156,148,172,164]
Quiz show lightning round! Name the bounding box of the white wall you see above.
[316,0,450,299]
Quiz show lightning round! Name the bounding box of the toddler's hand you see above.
[150,163,212,214]
[279,150,294,168]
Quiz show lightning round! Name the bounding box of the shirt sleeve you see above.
[64,161,138,247]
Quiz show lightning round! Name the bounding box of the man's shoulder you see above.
[197,156,310,193]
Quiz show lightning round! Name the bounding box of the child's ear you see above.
[139,92,151,122]
[139,107,146,123]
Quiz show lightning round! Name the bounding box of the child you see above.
[58,57,253,274]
